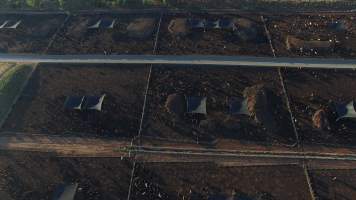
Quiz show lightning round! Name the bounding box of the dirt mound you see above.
[234,18,259,42]
[126,18,156,39]
[168,18,189,36]
[235,18,254,29]
[68,18,90,38]
[165,93,186,116]
[312,108,330,131]
[243,84,277,132]
[286,35,334,50]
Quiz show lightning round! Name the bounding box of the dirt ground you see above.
[131,163,312,200]
[142,65,296,147]
[0,151,133,200]
[310,169,356,200]
[157,13,272,56]
[265,14,356,58]
[1,63,149,138]
[283,68,356,147]
[0,13,66,53]
[0,63,13,76]
[167,0,356,11]
[48,13,159,54]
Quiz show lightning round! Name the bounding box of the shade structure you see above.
[336,101,356,121]
[64,96,84,110]
[220,19,237,31]
[188,19,206,29]
[186,96,207,115]
[0,21,9,29]
[5,20,21,29]
[101,18,116,29]
[82,94,106,111]
[52,183,78,200]
[88,19,102,29]
[206,20,221,29]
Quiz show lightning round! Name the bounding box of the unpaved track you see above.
[0,132,131,157]
[1,132,356,162]
[0,54,356,68]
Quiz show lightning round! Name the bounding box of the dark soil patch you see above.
[0,13,66,53]
[157,13,272,56]
[131,162,312,200]
[310,169,356,200]
[143,65,295,145]
[0,151,133,200]
[283,68,356,146]
[265,14,356,58]
[1,63,149,138]
[48,13,160,54]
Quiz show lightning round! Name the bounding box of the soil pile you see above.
[168,18,189,36]
[312,108,330,131]
[165,93,186,117]
[126,18,156,39]
[243,84,278,132]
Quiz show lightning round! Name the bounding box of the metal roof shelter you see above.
[52,183,78,200]
[220,19,237,31]
[6,20,21,29]
[229,97,249,115]
[0,20,21,29]
[88,19,116,29]
[64,96,84,110]
[206,20,221,29]
[188,19,206,29]
[336,101,356,121]
[0,21,9,29]
[82,94,106,111]
[101,19,116,29]
[88,19,102,29]
[186,96,207,115]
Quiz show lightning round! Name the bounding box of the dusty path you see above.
[0,132,131,157]
[1,132,356,163]
[0,54,356,68]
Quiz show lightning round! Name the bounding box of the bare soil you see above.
[48,13,160,54]
[1,63,149,138]
[142,65,296,147]
[265,14,356,58]
[0,13,66,53]
[283,68,356,147]
[0,151,133,200]
[131,163,312,200]
[310,169,356,200]
[157,13,272,56]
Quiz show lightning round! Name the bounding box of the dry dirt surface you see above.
[265,14,356,58]
[131,163,312,200]
[1,63,149,138]
[283,68,356,147]
[310,169,356,200]
[0,13,66,53]
[0,152,133,200]
[157,13,272,56]
[48,13,160,54]
[142,65,296,147]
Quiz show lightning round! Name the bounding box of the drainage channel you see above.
[261,14,317,200]
[126,12,163,200]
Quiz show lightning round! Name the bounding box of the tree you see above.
[26,0,41,8]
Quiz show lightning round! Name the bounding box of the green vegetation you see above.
[0,63,35,126]
[0,0,167,10]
